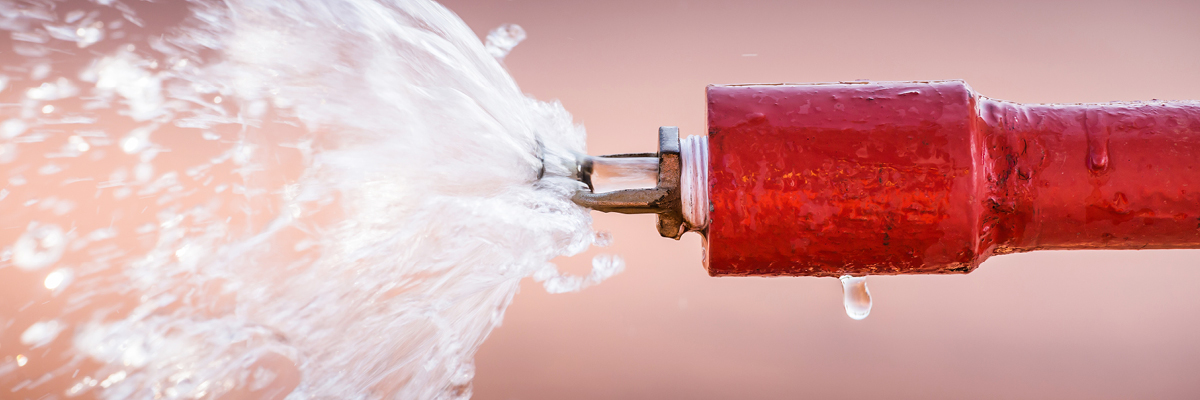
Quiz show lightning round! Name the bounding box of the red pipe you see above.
[705,81,1200,277]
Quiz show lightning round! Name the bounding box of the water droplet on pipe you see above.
[839,275,872,320]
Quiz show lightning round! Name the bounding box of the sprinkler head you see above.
[571,126,686,239]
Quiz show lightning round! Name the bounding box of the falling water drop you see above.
[839,275,872,320]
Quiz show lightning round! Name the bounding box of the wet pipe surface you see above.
[705,81,1200,277]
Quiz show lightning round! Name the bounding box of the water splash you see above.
[839,275,872,320]
[534,254,625,294]
[0,0,610,398]
[484,23,526,60]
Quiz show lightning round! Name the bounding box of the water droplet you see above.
[12,222,67,270]
[247,366,278,391]
[44,268,73,290]
[590,254,624,280]
[484,23,526,60]
[134,162,154,182]
[52,199,75,215]
[99,370,127,388]
[593,231,613,247]
[65,10,86,24]
[75,24,104,48]
[1089,136,1104,170]
[67,381,87,395]
[1,119,28,139]
[30,63,51,80]
[1085,111,1110,172]
[231,143,254,165]
[839,275,872,320]
[21,320,64,348]
[38,163,62,175]
[69,135,90,152]
[120,135,144,153]
[0,143,16,163]
[15,354,28,367]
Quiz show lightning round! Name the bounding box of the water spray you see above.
[571,80,1200,318]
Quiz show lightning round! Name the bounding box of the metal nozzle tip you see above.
[568,126,687,239]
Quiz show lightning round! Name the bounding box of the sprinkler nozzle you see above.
[571,126,686,239]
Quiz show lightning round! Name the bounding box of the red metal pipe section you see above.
[705,81,1200,277]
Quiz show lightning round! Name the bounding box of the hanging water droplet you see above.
[484,23,526,60]
[839,275,871,320]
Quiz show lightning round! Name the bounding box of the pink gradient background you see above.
[442,0,1200,398]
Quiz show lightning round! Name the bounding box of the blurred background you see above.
[442,0,1200,398]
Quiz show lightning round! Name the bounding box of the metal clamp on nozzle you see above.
[572,126,686,239]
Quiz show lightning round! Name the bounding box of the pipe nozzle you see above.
[571,126,686,239]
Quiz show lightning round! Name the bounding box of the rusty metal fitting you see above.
[572,126,687,239]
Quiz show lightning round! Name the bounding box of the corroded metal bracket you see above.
[572,126,686,239]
